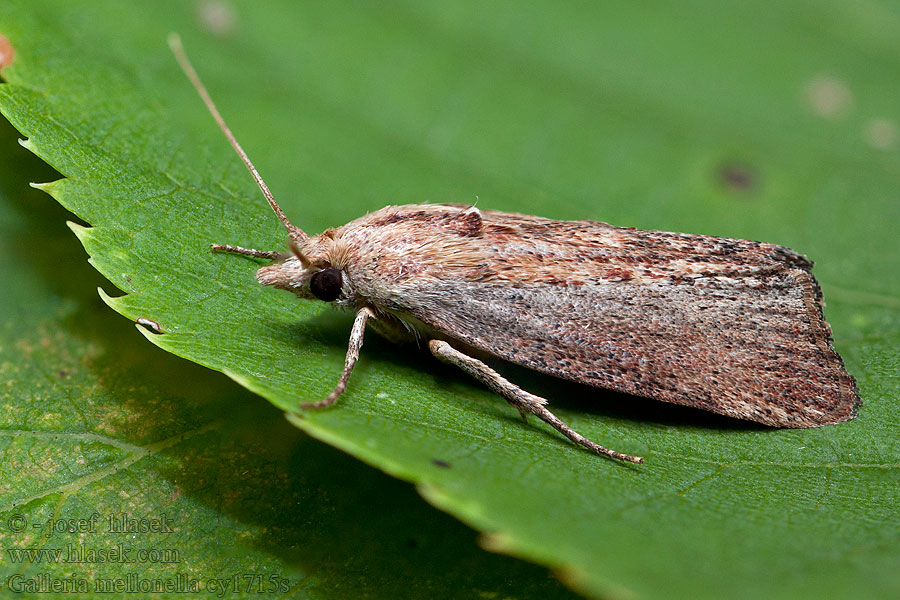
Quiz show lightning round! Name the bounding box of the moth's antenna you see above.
[167,33,308,242]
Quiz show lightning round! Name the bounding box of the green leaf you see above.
[2,2,899,599]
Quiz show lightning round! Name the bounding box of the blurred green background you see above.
[1,2,898,599]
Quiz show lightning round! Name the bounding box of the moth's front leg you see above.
[428,340,643,464]
[210,243,284,260]
[301,306,375,409]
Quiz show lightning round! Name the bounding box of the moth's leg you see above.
[301,307,374,410]
[428,340,643,464]
[211,243,282,260]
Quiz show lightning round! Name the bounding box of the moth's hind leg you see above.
[428,340,643,464]
[211,243,283,260]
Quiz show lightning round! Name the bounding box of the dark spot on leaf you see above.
[718,163,757,193]
[431,458,452,469]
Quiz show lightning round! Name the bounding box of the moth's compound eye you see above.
[309,267,343,301]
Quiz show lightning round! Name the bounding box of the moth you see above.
[170,36,859,464]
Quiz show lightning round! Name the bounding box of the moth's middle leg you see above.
[428,340,643,464]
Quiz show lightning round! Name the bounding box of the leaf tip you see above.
[66,219,92,244]
[65,218,87,231]
[97,286,121,311]
[30,180,60,193]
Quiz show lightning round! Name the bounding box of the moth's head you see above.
[256,231,353,306]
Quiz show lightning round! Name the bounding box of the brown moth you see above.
[170,35,859,464]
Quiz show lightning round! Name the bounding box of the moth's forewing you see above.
[339,205,859,427]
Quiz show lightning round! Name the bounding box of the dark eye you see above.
[309,267,343,301]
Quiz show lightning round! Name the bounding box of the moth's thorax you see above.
[254,205,489,314]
